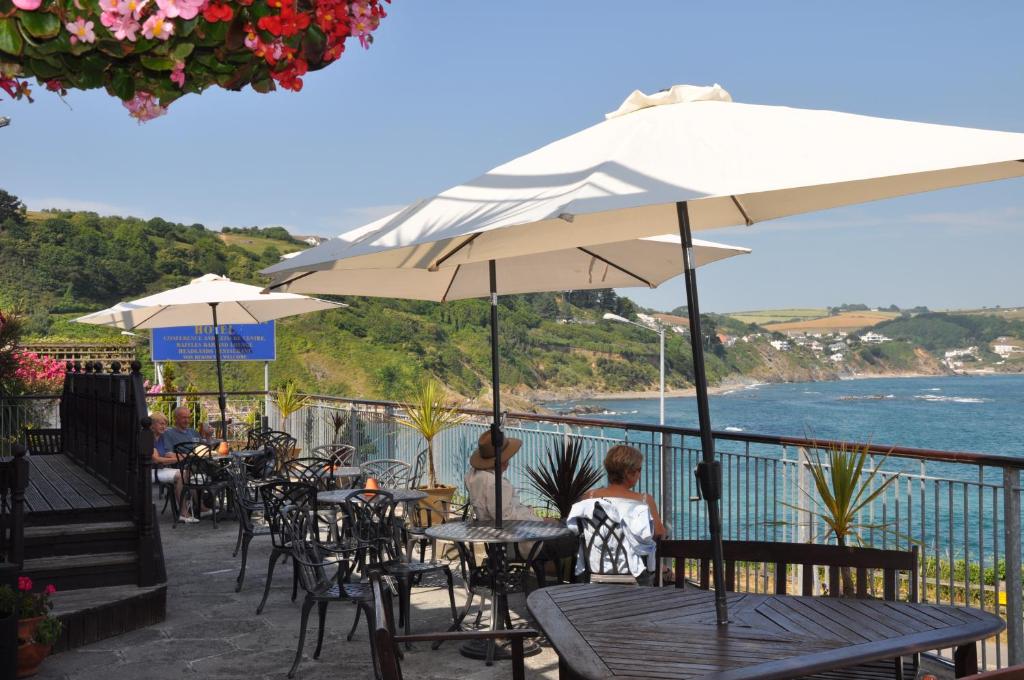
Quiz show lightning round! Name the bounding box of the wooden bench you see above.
[23,428,63,455]
[657,540,920,680]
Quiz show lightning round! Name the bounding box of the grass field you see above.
[219,233,307,255]
[948,306,1024,320]
[727,308,828,325]
[763,310,900,333]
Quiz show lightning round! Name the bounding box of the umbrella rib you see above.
[440,265,461,302]
[428,233,481,271]
[130,305,170,330]
[263,271,314,292]
[730,195,754,226]
[237,302,262,324]
[576,247,654,288]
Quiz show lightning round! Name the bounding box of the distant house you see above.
[859,331,891,344]
[830,352,844,363]
[944,347,978,359]
[809,341,824,352]
[717,333,736,347]
[992,338,1024,357]
[770,340,790,351]
[828,341,845,353]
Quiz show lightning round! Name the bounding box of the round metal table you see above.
[318,487,427,505]
[425,520,572,664]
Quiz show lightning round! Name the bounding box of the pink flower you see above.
[118,0,148,19]
[170,61,185,87]
[142,12,173,39]
[18,576,33,591]
[12,0,42,10]
[349,1,372,17]
[156,0,204,20]
[123,91,167,121]
[110,14,141,41]
[44,584,57,595]
[66,18,97,44]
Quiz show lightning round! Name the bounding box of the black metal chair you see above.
[344,489,459,648]
[403,497,470,564]
[359,459,411,488]
[245,426,273,450]
[175,443,232,528]
[280,504,375,679]
[572,501,641,585]
[369,571,536,680]
[408,449,428,490]
[229,461,271,592]
[264,431,298,473]
[281,457,335,491]
[255,480,317,615]
[312,444,356,467]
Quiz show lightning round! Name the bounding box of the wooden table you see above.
[527,584,1005,680]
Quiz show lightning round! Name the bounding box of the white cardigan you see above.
[566,496,657,577]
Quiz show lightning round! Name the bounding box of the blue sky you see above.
[3,1,1023,313]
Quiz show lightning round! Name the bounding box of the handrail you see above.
[0,444,27,567]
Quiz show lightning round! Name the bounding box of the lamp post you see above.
[602,313,666,425]
[121,330,162,386]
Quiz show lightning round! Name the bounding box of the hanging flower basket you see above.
[0,0,388,119]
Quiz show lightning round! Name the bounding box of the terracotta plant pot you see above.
[16,616,43,645]
[16,642,52,678]
[416,485,457,521]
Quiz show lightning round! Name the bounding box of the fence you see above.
[2,388,1021,669]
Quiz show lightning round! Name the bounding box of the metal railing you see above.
[2,388,1021,668]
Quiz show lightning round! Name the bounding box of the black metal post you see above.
[489,260,503,529]
[676,201,729,625]
[209,303,228,441]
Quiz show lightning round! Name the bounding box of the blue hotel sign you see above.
[151,322,276,362]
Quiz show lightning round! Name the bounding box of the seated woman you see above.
[150,412,198,523]
[567,445,666,585]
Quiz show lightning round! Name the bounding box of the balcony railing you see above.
[2,388,1021,670]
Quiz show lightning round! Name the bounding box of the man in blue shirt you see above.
[162,406,206,454]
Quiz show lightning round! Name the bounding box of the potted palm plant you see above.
[785,441,900,595]
[395,379,467,514]
[272,381,309,458]
[526,438,603,519]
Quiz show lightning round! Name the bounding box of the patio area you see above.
[41,506,561,680]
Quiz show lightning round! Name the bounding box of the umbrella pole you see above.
[676,201,729,625]
[209,302,228,442]
[489,259,503,530]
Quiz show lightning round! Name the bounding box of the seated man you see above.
[149,412,197,523]
[161,405,206,454]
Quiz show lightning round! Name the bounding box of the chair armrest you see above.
[393,628,538,643]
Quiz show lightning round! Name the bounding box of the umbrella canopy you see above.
[262,84,1024,627]
[266,234,750,299]
[263,83,1024,275]
[75,273,342,329]
[76,274,345,438]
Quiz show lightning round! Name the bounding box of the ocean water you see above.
[545,374,1024,458]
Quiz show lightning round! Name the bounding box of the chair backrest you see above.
[228,462,261,529]
[177,454,229,488]
[264,432,298,472]
[343,490,399,565]
[281,458,333,490]
[281,504,358,596]
[360,459,411,489]
[258,480,317,550]
[23,428,62,455]
[409,449,428,489]
[657,540,919,601]
[313,444,356,467]
[369,571,403,680]
[245,426,272,450]
[574,501,633,578]
[173,440,210,457]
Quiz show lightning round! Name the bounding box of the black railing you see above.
[61,361,158,586]
[0,444,27,568]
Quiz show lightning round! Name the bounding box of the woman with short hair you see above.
[150,412,197,523]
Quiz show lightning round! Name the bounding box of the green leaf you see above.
[171,42,194,59]
[141,55,175,71]
[0,17,24,56]
[32,29,69,55]
[25,56,62,80]
[176,18,196,37]
[17,10,60,39]
[110,67,135,100]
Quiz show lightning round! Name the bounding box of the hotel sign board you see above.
[151,322,276,362]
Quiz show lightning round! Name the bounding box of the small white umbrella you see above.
[75,274,345,437]
[266,233,750,299]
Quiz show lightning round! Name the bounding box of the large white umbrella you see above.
[266,233,749,299]
[75,274,345,438]
[263,84,1024,625]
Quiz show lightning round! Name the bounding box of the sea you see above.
[544,374,1024,459]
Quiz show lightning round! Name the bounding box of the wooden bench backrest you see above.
[23,428,63,455]
[657,540,918,601]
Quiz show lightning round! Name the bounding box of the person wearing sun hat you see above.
[464,430,537,523]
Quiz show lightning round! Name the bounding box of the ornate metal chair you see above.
[255,480,317,615]
[359,459,411,488]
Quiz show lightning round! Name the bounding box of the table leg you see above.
[953,642,978,677]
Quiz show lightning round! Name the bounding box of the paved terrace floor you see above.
[41,503,562,680]
[41,502,961,680]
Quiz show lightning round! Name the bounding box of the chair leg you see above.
[400,577,413,650]
[313,601,329,659]
[288,597,315,679]
[232,519,244,557]
[444,567,458,624]
[235,533,252,593]
[256,548,282,615]
[346,602,362,641]
[291,563,299,602]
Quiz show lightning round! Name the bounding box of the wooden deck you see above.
[25,454,128,516]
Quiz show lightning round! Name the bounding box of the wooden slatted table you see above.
[527,584,1004,680]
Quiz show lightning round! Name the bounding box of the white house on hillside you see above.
[859,331,891,344]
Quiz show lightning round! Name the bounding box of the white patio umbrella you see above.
[263,83,1024,625]
[75,273,345,438]
[264,228,748,535]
